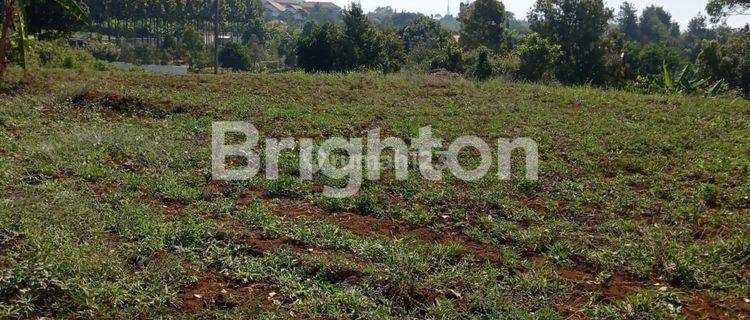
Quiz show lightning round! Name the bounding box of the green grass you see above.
[0,67,749,318]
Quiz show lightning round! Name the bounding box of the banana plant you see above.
[661,61,725,96]
[0,0,89,79]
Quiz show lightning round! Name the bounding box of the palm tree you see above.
[0,0,89,79]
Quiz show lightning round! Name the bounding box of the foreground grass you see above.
[1,68,749,319]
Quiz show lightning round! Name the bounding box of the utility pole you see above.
[213,0,220,74]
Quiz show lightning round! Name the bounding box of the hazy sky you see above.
[327,0,750,28]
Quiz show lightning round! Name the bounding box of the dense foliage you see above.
[458,0,507,52]
[528,0,613,84]
[219,42,252,71]
[2,0,749,97]
[297,4,404,73]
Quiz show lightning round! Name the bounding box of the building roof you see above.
[274,0,302,5]
[300,1,341,10]
[266,0,288,12]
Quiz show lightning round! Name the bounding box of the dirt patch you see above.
[262,196,505,265]
[681,293,750,320]
[70,90,188,118]
[602,272,647,301]
[178,271,278,314]
[558,266,647,301]
[327,213,411,238]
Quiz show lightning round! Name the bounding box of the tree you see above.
[617,2,639,40]
[24,0,85,39]
[528,0,613,84]
[377,29,405,73]
[181,27,205,68]
[430,41,464,73]
[639,6,677,43]
[342,2,388,70]
[297,3,404,73]
[625,42,684,76]
[697,35,750,96]
[307,3,341,24]
[516,33,562,81]
[706,0,750,23]
[0,0,88,79]
[439,14,460,32]
[342,2,377,68]
[687,15,711,40]
[297,23,345,72]
[242,0,265,44]
[399,16,451,52]
[470,46,494,80]
[459,0,507,52]
[218,43,252,71]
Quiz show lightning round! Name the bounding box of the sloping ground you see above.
[1,69,749,319]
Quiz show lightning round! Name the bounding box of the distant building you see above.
[300,1,341,11]
[263,0,341,22]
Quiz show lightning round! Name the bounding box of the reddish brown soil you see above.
[259,195,505,265]
[681,293,750,320]
[557,266,750,319]
[178,271,278,314]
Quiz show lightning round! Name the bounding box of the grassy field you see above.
[1,68,749,319]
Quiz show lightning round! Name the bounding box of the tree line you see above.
[294,0,748,96]
[3,0,750,96]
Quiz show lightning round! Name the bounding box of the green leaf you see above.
[708,79,725,96]
[677,64,693,88]
[52,0,90,23]
[13,0,27,70]
[662,61,673,91]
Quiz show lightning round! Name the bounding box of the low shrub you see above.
[85,42,120,62]
[15,40,98,69]
[219,43,253,71]
[515,33,561,82]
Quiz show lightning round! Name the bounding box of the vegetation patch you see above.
[70,90,188,118]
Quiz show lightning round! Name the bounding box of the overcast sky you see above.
[327,0,750,28]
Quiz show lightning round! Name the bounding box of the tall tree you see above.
[242,0,264,44]
[639,6,676,43]
[697,34,750,96]
[458,0,507,52]
[342,2,379,69]
[706,0,750,23]
[399,16,451,52]
[617,2,639,40]
[528,0,613,84]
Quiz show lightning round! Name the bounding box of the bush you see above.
[297,23,346,72]
[17,40,97,69]
[377,29,406,73]
[218,43,252,71]
[515,33,561,82]
[430,42,464,73]
[495,53,521,77]
[468,46,495,80]
[297,5,405,73]
[404,44,441,72]
[399,16,451,52]
[696,35,750,97]
[86,42,120,62]
[622,42,684,79]
[121,44,159,65]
